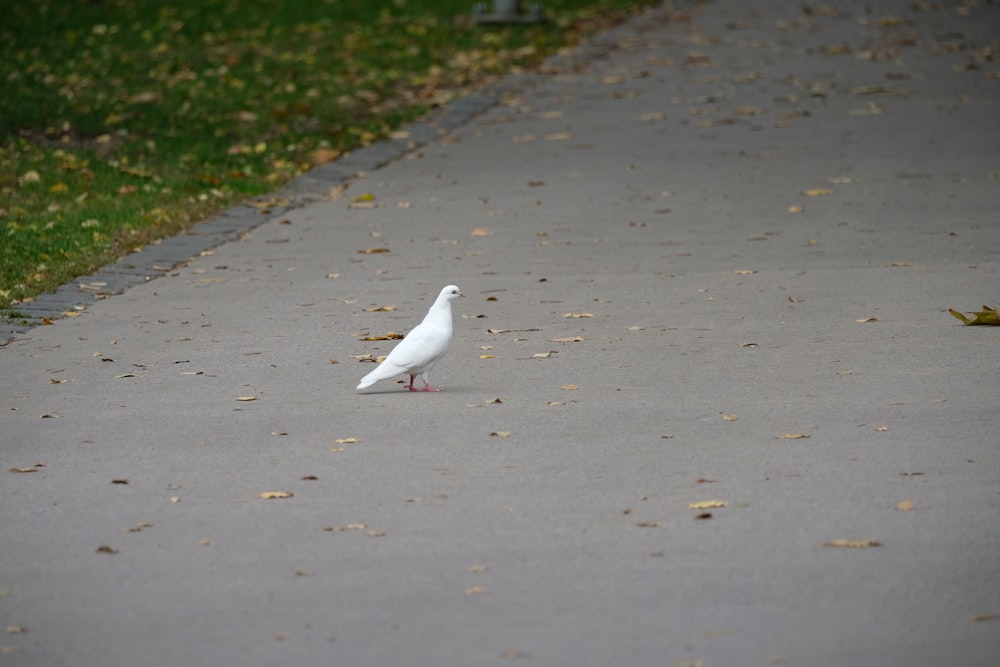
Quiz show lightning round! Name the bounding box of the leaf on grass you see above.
[260,491,293,499]
[689,500,728,509]
[823,539,881,548]
[949,305,1000,326]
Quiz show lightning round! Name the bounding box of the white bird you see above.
[357,285,464,392]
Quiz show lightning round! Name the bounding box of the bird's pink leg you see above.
[408,375,441,392]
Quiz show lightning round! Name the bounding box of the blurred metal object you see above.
[472,0,546,24]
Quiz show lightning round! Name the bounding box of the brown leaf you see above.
[96,545,119,554]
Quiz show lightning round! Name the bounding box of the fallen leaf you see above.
[9,467,38,473]
[733,269,756,275]
[722,414,738,421]
[486,397,503,404]
[96,545,119,554]
[970,614,1000,623]
[471,227,492,237]
[335,437,359,444]
[465,585,488,595]
[802,188,834,196]
[550,336,584,342]
[823,539,881,548]
[235,396,257,401]
[874,426,889,432]
[694,512,713,520]
[5,627,27,635]
[480,354,496,359]
[855,317,878,323]
[363,305,396,312]
[324,523,366,532]
[563,312,593,318]
[259,491,293,499]
[949,305,1000,326]
[895,500,915,511]
[111,479,130,485]
[560,384,578,390]
[889,261,910,267]
[489,431,511,438]
[357,248,390,254]
[779,433,811,439]
[689,500,728,509]
[788,205,804,213]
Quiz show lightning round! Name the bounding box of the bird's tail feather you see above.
[356,362,406,391]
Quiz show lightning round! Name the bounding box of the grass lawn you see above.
[0,0,662,312]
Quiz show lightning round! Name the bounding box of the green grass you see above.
[0,0,660,310]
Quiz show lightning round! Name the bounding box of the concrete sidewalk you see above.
[3,1,999,665]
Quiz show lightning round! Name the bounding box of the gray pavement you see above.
[3,1,1000,665]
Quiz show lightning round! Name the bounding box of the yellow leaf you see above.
[689,500,728,509]
[49,182,70,193]
[479,354,496,359]
[802,188,834,196]
[823,538,881,548]
[949,305,1000,326]
[788,204,804,213]
[351,193,375,203]
[259,491,293,499]
[560,384,578,390]
[895,500,915,511]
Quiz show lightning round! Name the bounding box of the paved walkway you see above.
[3,2,999,665]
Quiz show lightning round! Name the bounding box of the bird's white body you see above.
[356,285,463,392]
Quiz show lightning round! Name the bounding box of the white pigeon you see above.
[356,285,464,392]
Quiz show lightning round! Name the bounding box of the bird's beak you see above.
[459,291,465,297]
